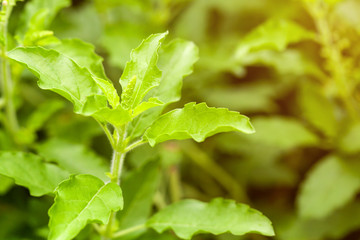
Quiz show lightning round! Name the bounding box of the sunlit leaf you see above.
[0,151,69,196]
[235,19,315,59]
[120,32,167,110]
[48,174,123,240]
[297,155,360,219]
[144,102,255,146]
[147,198,275,239]
[8,47,107,115]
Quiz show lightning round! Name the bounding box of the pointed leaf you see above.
[147,198,274,239]
[49,174,123,240]
[0,151,69,196]
[120,32,167,109]
[144,102,255,146]
[8,47,107,115]
[235,19,315,59]
[151,39,199,104]
[36,139,109,181]
[297,155,360,219]
[132,97,163,117]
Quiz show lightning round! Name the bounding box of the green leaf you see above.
[120,32,167,110]
[132,98,163,117]
[0,175,14,195]
[144,102,255,147]
[16,0,71,40]
[116,160,161,239]
[51,38,109,81]
[297,155,360,219]
[151,39,199,104]
[8,47,107,116]
[297,82,338,137]
[26,100,64,132]
[36,139,109,181]
[339,123,360,154]
[147,198,275,239]
[0,151,69,196]
[250,116,318,150]
[235,19,315,59]
[48,174,123,240]
[91,105,131,127]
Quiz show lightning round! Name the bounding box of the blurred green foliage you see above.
[1,0,360,239]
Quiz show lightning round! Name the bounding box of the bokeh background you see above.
[1,0,360,239]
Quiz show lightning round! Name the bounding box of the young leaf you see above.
[151,39,199,104]
[0,151,69,196]
[48,174,123,240]
[120,32,167,110]
[132,97,163,117]
[36,139,109,181]
[8,47,107,116]
[144,102,255,146]
[147,198,275,239]
[16,0,71,40]
[297,155,360,219]
[235,19,315,59]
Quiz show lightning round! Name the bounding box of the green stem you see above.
[0,1,19,137]
[112,224,146,238]
[103,124,128,239]
[124,139,146,153]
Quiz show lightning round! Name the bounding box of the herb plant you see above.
[0,1,275,239]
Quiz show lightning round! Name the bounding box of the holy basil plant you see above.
[4,32,275,239]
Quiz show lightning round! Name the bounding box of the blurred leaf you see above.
[101,23,148,68]
[134,229,178,240]
[120,32,167,110]
[200,82,278,113]
[16,0,71,40]
[0,175,14,195]
[115,161,161,240]
[144,102,255,146]
[279,200,360,240]
[250,116,318,150]
[235,18,315,59]
[36,139,109,181]
[0,151,69,196]
[297,155,360,219]
[298,82,338,137]
[339,123,360,154]
[26,100,64,132]
[48,174,123,240]
[147,198,275,239]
